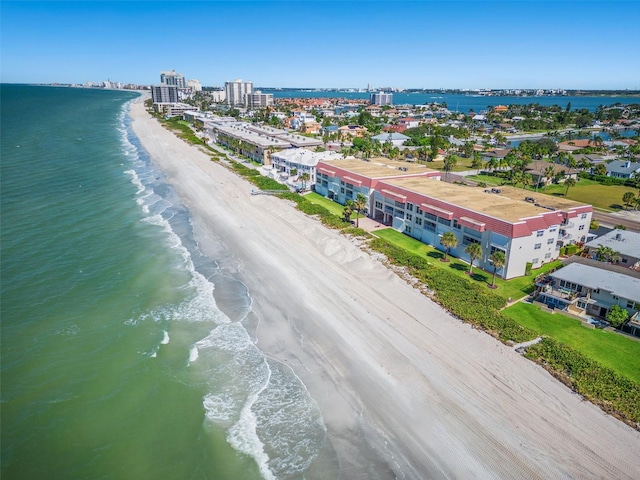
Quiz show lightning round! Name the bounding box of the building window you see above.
[581,213,587,219]
[375,201,383,209]
[532,258,539,264]
[425,212,437,222]
[550,227,557,233]
[462,235,480,246]
[406,214,412,221]
[407,203,414,211]
[437,217,450,226]
[405,226,412,233]
[534,243,542,250]
[340,187,345,193]
[416,207,422,215]
[578,225,585,230]
[425,221,436,232]
[453,219,460,229]
[416,217,423,225]
[544,252,552,259]
[537,230,544,237]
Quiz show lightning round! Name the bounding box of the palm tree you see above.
[299,173,310,190]
[564,177,577,196]
[440,231,458,262]
[443,154,457,181]
[465,242,482,275]
[543,165,555,188]
[352,193,367,228]
[342,201,354,223]
[471,152,483,174]
[489,250,506,288]
[623,191,636,210]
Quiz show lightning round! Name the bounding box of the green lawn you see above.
[465,175,636,212]
[503,302,640,383]
[542,178,636,212]
[372,228,560,302]
[303,192,360,220]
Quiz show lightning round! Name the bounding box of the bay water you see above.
[267,89,640,112]
[0,85,325,480]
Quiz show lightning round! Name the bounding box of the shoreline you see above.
[128,96,640,479]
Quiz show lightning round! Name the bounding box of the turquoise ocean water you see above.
[1,85,325,480]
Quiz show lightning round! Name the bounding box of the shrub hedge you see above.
[526,338,640,427]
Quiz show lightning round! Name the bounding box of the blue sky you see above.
[2,1,639,89]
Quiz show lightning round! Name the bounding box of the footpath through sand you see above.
[129,96,640,479]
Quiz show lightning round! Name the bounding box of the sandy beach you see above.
[129,96,640,479]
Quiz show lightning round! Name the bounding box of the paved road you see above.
[593,210,640,232]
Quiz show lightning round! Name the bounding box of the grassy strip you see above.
[373,228,561,302]
[504,303,640,384]
[160,117,210,147]
[368,237,535,343]
[525,338,640,428]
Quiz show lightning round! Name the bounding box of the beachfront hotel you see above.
[315,158,593,279]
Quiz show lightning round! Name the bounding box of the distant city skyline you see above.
[1,1,639,89]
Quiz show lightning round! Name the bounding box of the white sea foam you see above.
[121,100,324,479]
[161,330,170,345]
[188,346,198,364]
[229,398,276,480]
[203,392,237,425]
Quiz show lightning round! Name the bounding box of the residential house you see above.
[481,148,512,163]
[365,105,382,117]
[535,257,640,337]
[371,132,410,147]
[383,124,408,134]
[397,117,420,129]
[338,125,368,138]
[584,229,640,269]
[606,160,640,178]
[557,139,595,153]
[525,160,579,186]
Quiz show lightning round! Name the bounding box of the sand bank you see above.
[129,97,640,479]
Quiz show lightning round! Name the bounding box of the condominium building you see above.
[208,122,323,164]
[269,149,343,185]
[315,158,593,279]
[151,85,179,103]
[247,90,274,108]
[160,69,186,88]
[225,79,253,106]
[370,91,393,106]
